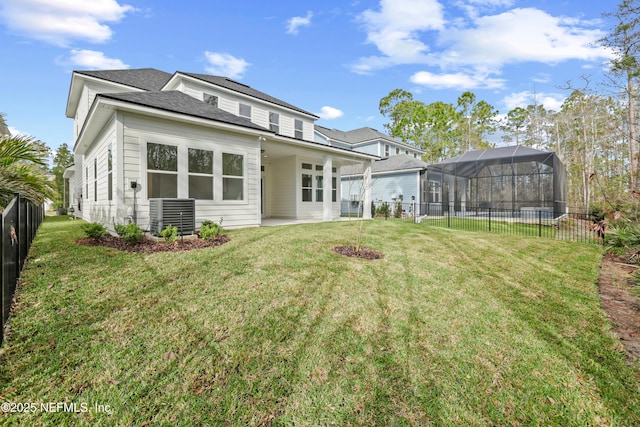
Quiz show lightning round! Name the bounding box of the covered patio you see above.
[259,135,376,222]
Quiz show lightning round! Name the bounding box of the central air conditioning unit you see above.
[149,198,196,236]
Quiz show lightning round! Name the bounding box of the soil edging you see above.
[598,254,640,365]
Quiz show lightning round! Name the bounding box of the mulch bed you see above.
[76,234,230,254]
[332,245,384,260]
[598,253,640,364]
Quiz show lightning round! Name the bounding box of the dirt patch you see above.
[332,246,384,260]
[76,234,230,254]
[598,254,640,363]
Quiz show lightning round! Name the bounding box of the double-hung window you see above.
[294,119,303,139]
[147,142,178,198]
[239,103,251,119]
[315,165,324,202]
[222,153,244,200]
[188,148,214,200]
[301,163,313,202]
[93,159,97,201]
[384,144,390,156]
[107,144,113,201]
[269,112,279,133]
[302,163,337,202]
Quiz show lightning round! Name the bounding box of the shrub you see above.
[371,201,377,218]
[604,222,640,256]
[80,222,107,240]
[200,218,224,241]
[395,201,403,218]
[160,224,178,243]
[114,222,144,245]
[377,202,390,219]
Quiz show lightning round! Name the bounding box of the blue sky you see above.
[0,0,615,154]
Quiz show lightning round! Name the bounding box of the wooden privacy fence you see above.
[1,194,44,346]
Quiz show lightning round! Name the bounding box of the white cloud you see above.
[60,49,128,69]
[0,0,135,46]
[316,106,344,120]
[286,11,313,35]
[8,126,27,137]
[204,52,250,79]
[410,70,506,90]
[352,0,444,73]
[502,91,565,112]
[439,8,611,68]
[351,2,612,93]
[532,73,551,83]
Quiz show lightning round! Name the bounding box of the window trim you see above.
[269,112,280,133]
[145,141,179,200]
[107,144,113,201]
[93,158,97,202]
[140,139,249,205]
[188,147,214,200]
[239,103,252,119]
[294,119,303,139]
[301,162,338,203]
[221,152,246,202]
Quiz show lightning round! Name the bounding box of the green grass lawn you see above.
[1,216,638,426]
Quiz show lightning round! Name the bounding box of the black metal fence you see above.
[1,194,44,345]
[348,201,601,244]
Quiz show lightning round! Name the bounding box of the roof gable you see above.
[315,125,424,153]
[172,72,318,118]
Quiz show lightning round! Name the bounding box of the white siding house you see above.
[341,155,430,215]
[64,68,377,231]
[314,126,424,159]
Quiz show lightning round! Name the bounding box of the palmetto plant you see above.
[0,113,54,208]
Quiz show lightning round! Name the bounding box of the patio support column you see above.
[323,156,333,221]
[363,159,372,220]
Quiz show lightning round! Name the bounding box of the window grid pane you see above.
[148,172,177,198]
[223,153,243,176]
[188,148,213,174]
[316,175,323,202]
[147,143,178,171]
[302,173,312,202]
[223,177,243,200]
[189,175,213,200]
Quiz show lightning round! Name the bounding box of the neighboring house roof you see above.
[75,68,173,91]
[315,125,424,153]
[98,90,270,133]
[342,154,429,176]
[174,72,318,118]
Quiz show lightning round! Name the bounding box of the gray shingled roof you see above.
[432,145,552,165]
[76,68,173,91]
[342,154,429,175]
[98,91,270,132]
[315,125,423,152]
[178,72,318,118]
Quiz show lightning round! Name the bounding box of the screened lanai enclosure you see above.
[424,146,567,218]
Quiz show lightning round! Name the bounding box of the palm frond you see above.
[0,134,48,167]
